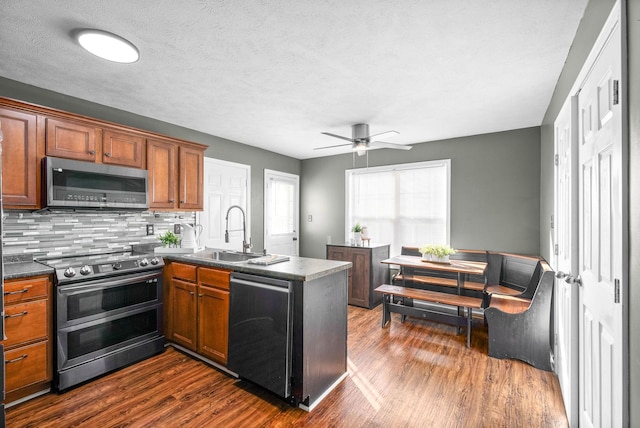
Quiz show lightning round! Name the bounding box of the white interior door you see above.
[264,169,299,256]
[577,15,624,427]
[197,158,250,251]
[554,95,579,427]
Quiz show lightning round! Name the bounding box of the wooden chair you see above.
[484,262,554,371]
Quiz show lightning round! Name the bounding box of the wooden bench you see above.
[484,261,555,371]
[375,284,484,347]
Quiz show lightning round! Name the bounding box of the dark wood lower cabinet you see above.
[326,244,389,309]
[167,263,230,366]
[170,278,198,349]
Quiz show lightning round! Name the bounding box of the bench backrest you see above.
[398,247,545,296]
[493,252,542,295]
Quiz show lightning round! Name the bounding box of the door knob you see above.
[556,271,582,286]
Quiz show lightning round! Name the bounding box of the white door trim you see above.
[264,169,299,256]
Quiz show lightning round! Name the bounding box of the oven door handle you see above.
[58,271,161,295]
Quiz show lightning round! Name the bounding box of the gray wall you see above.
[300,127,541,259]
[0,77,301,252]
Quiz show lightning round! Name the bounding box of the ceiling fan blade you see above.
[369,141,412,150]
[367,130,399,140]
[314,142,353,150]
[321,132,354,142]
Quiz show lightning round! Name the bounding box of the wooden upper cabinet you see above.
[179,145,204,210]
[45,117,97,162]
[102,129,146,168]
[0,107,39,208]
[1,97,206,212]
[148,139,204,211]
[147,138,178,209]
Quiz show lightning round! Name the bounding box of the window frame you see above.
[344,159,451,255]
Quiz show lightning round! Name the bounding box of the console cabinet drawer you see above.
[172,263,197,282]
[4,276,48,304]
[3,300,48,347]
[198,267,231,290]
[4,341,49,393]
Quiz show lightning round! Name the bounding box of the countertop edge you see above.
[164,252,352,282]
[2,261,55,280]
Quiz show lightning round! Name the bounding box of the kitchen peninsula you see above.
[165,249,351,411]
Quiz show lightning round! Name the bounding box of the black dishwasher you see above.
[228,273,293,399]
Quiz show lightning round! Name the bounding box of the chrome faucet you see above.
[224,205,251,253]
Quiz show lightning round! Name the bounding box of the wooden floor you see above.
[6,305,568,428]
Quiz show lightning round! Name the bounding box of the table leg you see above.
[457,272,463,333]
[467,307,472,348]
[381,294,391,328]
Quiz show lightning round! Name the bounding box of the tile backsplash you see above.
[2,210,196,259]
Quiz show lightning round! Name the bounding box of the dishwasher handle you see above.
[231,277,291,294]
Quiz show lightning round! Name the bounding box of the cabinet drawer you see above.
[3,300,48,347]
[4,276,49,304]
[172,263,197,282]
[4,341,49,393]
[198,267,231,290]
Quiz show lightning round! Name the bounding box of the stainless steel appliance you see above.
[43,156,148,210]
[228,273,293,400]
[40,251,165,391]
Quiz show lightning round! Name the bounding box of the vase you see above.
[422,253,431,261]
[354,233,362,246]
[435,255,450,263]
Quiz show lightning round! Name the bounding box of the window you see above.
[345,160,451,256]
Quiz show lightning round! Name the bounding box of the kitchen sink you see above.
[208,250,264,263]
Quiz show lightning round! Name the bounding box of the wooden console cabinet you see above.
[327,243,389,309]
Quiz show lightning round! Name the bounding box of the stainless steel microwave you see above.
[44,156,148,210]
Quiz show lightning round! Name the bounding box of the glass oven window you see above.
[67,309,158,360]
[66,280,158,321]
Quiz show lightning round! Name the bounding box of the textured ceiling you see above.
[0,0,588,159]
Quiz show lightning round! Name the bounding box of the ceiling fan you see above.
[315,123,412,156]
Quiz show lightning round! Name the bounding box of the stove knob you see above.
[150,257,160,265]
[63,267,76,278]
[80,265,92,275]
[112,262,122,270]
[139,258,149,267]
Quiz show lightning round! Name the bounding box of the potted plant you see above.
[158,230,180,248]
[351,222,364,245]
[419,244,456,262]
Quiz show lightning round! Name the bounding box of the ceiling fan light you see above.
[353,141,368,156]
[77,29,139,63]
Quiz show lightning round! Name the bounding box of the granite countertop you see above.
[2,256,54,280]
[167,249,352,282]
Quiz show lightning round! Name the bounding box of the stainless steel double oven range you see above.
[39,251,165,392]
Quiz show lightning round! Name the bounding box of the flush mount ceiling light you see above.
[76,29,139,63]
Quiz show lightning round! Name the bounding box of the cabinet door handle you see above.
[198,294,203,297]
[4,288,28,296]
[189,291,195,296]
[89,150,96,155]
[105,152,112,157]
[169,199,175,203]
[4,310,28,319]
[5,354,28,364]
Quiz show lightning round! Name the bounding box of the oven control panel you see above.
[54,255,164,283]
